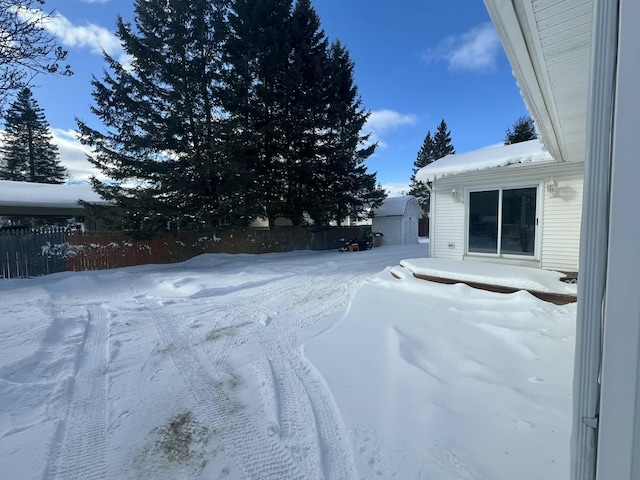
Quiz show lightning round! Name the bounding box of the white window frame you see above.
[464,181,543,261]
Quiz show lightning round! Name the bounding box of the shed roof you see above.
[373,195,423,218]
[415,139,555,183]
[0,180,107,216]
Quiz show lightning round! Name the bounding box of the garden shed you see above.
[371,195,423,246]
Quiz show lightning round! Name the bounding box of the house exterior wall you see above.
[540,168,583,272]
[431,183,465,260]
[431,161,583,271]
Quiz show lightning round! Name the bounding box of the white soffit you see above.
[484,0,592,163]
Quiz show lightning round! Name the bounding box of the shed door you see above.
[403,217,417,245]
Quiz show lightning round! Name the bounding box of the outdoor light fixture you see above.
[546,178,559,196]
[451,188,461,203]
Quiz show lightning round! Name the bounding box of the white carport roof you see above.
[0,180,107,216]
[415,139,554,183]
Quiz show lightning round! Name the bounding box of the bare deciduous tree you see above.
[0,0,72,112]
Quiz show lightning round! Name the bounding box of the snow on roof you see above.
[415,139,555,183]
[373,195,422,217]
[0,180,106,209]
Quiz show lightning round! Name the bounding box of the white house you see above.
[416,139,582,273]
[483,0,640,479]
[371,195,422,246]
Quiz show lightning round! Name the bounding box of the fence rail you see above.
[1,226,371,278]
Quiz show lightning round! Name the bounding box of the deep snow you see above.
[0,243,575,479]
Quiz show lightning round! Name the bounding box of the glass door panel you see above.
[500,187,536,255]
[468,190,499,253]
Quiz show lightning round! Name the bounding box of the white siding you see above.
[432,161,583,271]
[541,171,583,271]
[432,180,465,260]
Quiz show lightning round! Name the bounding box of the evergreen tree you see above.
[0,87,66,183]
[408,119,455,213]
[504,115,537,144]
[432,118,455,159]
[80,0,383,231]
[77,0,234,231]
[408,131,435,211]
[311,40,385,226]
[280,0,329,225]
[222,0,384,226]
[221,0,294,226]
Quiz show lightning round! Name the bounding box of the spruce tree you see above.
[0,87,66,183]
[311,40,385,226]
[77,0,234,231]
[504,115,537,144]
[280,0,329,225]
[408,131,435,212]
[433,118,455,160]
[408,119,455,213]
[222,0,384,226]
[79,0,383,230]
[221,0,294,226]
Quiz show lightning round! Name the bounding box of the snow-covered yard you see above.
[0,243,576,479]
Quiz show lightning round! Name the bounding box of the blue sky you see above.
[15,0,529,195]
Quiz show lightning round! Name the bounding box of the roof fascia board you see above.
[483,0,566,162]
[432,158,582,185]
[0,206,88,216]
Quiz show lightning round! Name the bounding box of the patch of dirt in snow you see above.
[133,411,214,479]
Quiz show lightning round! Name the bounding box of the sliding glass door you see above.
[468,187,537,256]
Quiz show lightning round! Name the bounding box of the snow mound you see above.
[400,257,577,295]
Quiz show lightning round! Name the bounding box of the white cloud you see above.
[12,7,131,67]
[361,110,416,151]
[51,129,105,182]
[381,182,410,198]
[44,14,122,57]
[365,110,416,136]
[423,23,501,72]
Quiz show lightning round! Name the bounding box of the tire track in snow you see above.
[140,297,306,480]
[194,273,361,479]
[252,278,360,480]
[48,305,108,480]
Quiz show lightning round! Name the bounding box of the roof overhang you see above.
[0,180,108,217]
[0,205,89,216]
[416,138,553,182]
[483,0,592,164]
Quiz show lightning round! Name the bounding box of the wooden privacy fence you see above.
[0,227,67,278]
[1,226,372,278]
[65,226,372,271]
